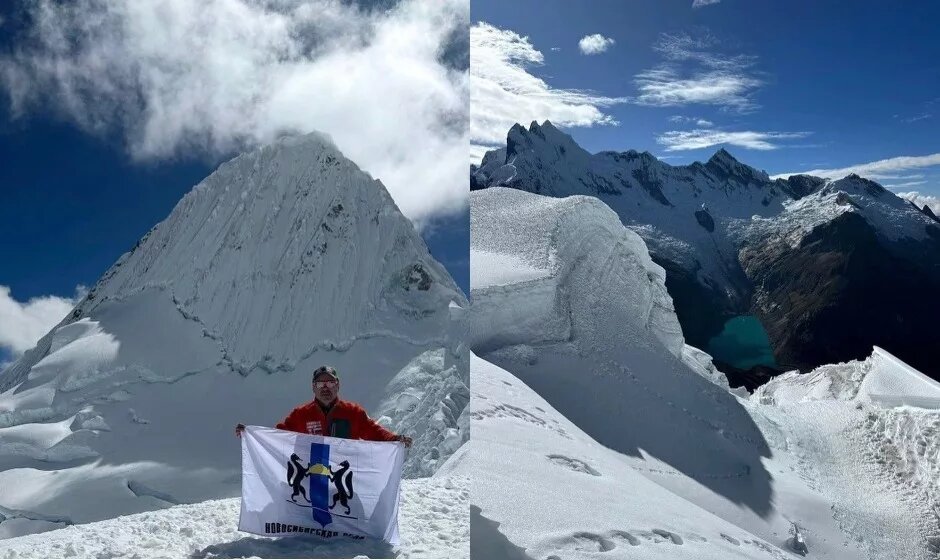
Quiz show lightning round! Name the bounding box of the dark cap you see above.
[312,365,339,381]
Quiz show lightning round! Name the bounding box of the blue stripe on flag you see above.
[309,441,332,527]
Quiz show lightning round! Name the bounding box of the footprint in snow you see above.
[536,528,685,555]
[540,531,615,552]
[720,533,741,546]
[607,530,640,546]
[651,529,684,545]
[634,529,684,545]
[546,454,601,476]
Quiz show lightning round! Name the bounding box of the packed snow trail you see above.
[0,475,469,559]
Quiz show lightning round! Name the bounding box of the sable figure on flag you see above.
[329,460,354,515]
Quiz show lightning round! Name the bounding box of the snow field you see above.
[0,475,469,559]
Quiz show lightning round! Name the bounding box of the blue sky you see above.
[0,0,468,363]
[471,0,940,207]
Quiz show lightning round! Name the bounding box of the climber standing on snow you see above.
[235,365,412,446]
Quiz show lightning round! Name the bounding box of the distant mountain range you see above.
[472,121,940,378]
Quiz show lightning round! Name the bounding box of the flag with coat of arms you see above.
[238,425,406,544]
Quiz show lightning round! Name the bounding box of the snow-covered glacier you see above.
[469,186,939,559]
[0,132,469,551]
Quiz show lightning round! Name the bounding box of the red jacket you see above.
[275,398,398,442]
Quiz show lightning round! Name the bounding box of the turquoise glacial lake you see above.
[706,315,778,370]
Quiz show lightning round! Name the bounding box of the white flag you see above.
[238,425,406,544]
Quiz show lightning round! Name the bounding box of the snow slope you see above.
[469,186,937,559]
[0,133,469,541]
[0,474,469,558]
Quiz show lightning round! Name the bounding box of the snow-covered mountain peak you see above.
[4,131,463,391]
[0,132,468,538]
[505,119,589,163]
[704,147,770,185]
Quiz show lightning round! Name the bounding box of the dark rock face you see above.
[630,167,672,206]
[694,209,715,232]
[922,204,940,223]
[655,258,733,350]
[776,175,826,200]
[741,212,940,375]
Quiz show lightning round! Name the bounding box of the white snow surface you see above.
[469,186,939,559]
[0,133,469,541]
[756,346,940,408]
[0,474,469,558]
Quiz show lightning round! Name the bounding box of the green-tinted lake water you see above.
[706,315,778,370]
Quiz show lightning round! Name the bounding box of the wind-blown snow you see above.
[0,133,469,545]
[469,186,938,558]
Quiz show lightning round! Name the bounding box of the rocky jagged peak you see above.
[922,204,939,223]
[705,148,769,183]
[506,120,584,160]
[708,147,737,165]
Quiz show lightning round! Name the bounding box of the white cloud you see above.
[904,113,932,123]
[0,285,82,358]
[634,33,762,112]
[657,128,811,151]
[897,192,940,215]
[0,0,469,226]
[668,115,714,126]
[771,153,940,180]
[883,180,927,189]
[470,22,626,162]
[692,0,722,7]
[578,33,615,55]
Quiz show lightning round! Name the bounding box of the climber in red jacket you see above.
[235,365,413,447]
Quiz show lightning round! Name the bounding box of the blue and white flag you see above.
[238,425,406,544]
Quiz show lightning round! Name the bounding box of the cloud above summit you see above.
[470,22,626,162]
[0,0,469,224]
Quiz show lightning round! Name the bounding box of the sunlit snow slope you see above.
[469,186,938,559]
[0,133,469,541]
